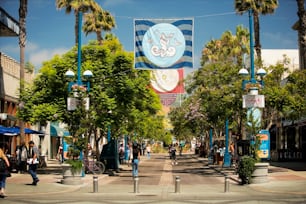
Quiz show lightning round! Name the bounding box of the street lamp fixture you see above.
[65,69,93,93]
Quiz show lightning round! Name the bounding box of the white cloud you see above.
[29,47,69,68]
[26,42,39,52]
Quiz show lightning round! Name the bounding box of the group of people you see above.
[119,143,151,164]
[0,140,40,198]
[211,141,235,165]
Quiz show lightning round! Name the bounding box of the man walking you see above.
[28,141,39,185]
[17,141,28,173]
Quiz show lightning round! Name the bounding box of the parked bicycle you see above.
[83,156,105,174]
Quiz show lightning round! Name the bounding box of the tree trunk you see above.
[297,0,306,70]
[75,11,78,45]
[253,11,262,66]
[19,0,27,144]
[96,30,103,45]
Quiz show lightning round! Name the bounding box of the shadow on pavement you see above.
[270,161,306,171]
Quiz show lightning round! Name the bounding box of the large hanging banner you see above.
[134,19,193,70]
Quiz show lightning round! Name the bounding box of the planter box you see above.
[251,162,269,184]
[61,163,83,185]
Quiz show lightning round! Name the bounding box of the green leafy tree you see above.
[246,110,261,161]
[178,26,250,141]
[18,37,163,155]
[25,61,35,74]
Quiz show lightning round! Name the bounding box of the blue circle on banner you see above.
[142,23,185,68]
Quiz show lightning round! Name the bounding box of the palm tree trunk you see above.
[253,11,262,66]
[75,10,79,45]
[19,0,27,144]
[297,0,306,70]
[96,30,103,45]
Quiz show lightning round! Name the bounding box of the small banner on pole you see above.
[243,95,265,108]
[67,97,90,111]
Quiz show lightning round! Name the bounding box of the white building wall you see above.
[261,49,299,79]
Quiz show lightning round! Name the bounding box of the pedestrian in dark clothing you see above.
[132,142,140,177]
[28,141,39,185]
[16,141,28,173]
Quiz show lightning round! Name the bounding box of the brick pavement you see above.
[2,154,306,202]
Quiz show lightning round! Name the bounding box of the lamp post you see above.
[239,10,267,89]
[238,9,266,153]
[223,118,231,167]
[65,11,93,177]
[208,128,213,165]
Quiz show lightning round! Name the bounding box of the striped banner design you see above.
[134,19,193,70]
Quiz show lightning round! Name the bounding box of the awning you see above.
[50,123,69,137]
[0,126,43,135]
[0,126,16,135]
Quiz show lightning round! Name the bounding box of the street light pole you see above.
[77,11,82,85]
[248,9,256,84]
[239,9,267,158]
[65,11,93,178]
[223,118,231,167]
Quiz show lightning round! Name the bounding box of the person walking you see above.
[0,145,10,198]
[132,142,140,177]
[229,142,235,166]
[57,144,63,163]
[125,143,130,166]
[146,144,151,159]
[28,141,39,185]
[16,141,28,173]
[118,144,125,165]
[170,144,178,165]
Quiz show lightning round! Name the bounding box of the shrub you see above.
[65,159,83,176]
[237,156,256,184]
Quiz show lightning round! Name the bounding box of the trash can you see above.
[99,139,119,172]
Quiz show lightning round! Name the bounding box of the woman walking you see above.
[0,145,10,198]
[132,142,140,177]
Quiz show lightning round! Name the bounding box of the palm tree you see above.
[296,0,306,70]
[83,9,116,45]
[235,0,279,65]
[19,0,27,143]
[55,0,101,45]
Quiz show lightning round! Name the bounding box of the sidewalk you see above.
[4,156,306,200]
[204,157,306,196]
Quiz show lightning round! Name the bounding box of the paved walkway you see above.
[3,154,306,202]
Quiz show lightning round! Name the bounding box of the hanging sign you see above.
[243,95,265,108]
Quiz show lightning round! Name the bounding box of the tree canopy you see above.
[18,36,164,152]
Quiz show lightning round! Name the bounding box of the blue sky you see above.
[0,0,300,71]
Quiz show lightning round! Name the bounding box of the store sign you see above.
[243,95,265,108]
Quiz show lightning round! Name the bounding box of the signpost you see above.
[257,129,270,160]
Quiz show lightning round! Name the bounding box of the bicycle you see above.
[83,156,105,174]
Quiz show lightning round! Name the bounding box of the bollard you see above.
[93,175,98,193]
[224,175,229,193]
[133,176,139,193]
[175,176,181,193]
